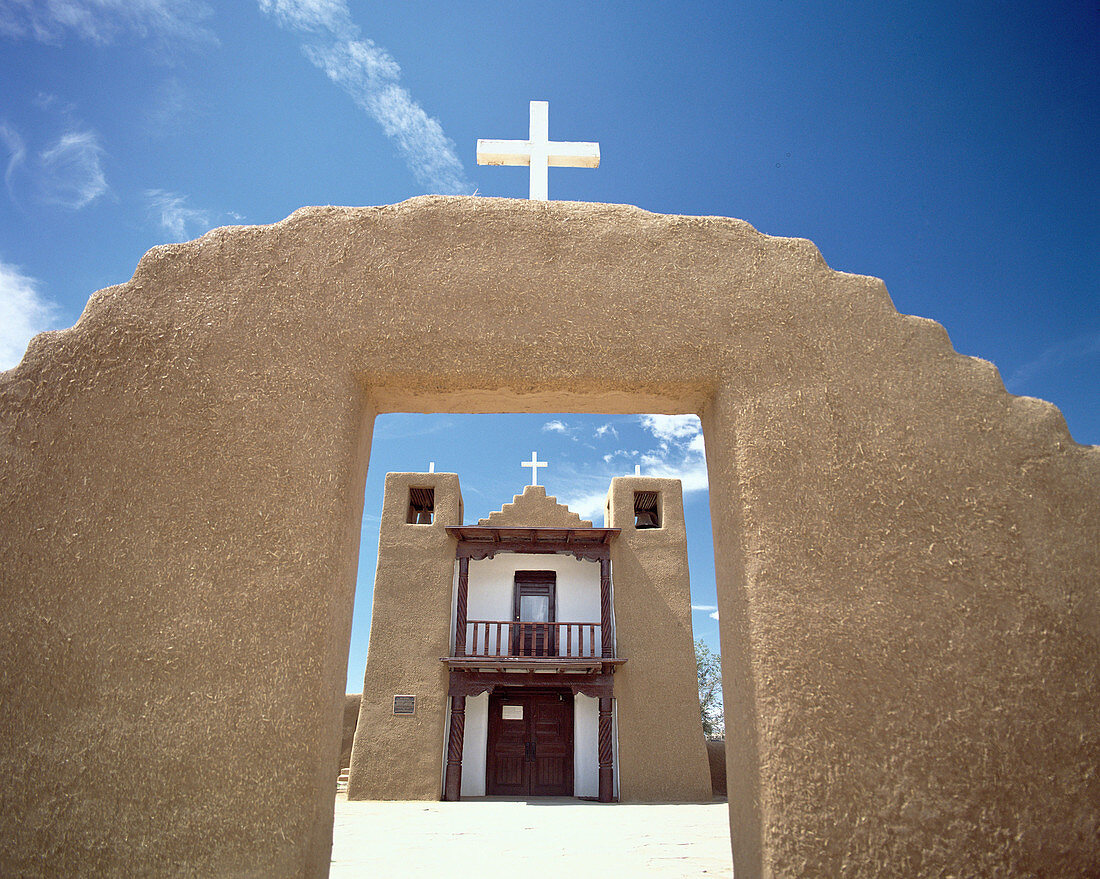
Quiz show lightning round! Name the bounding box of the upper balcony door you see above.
[512,571,556,657]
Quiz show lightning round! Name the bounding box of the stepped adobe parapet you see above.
[478,485,592,528]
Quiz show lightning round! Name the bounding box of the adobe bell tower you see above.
[346,472,463,800]
[606,476,713,800]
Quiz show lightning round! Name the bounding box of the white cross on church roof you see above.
[477,101,600,201]
[521,451,548,486]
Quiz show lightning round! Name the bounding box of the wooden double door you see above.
[486,690,573,797]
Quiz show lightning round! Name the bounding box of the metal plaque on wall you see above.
[393,695,416,715]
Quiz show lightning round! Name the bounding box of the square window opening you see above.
[407,487,435,524]
[634,490,661,529]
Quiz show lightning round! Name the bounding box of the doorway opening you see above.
[337,411,729,852]
[334,413,730,853]
[486,689,574,797]
[345,412,721,706]
[512,571,557,656]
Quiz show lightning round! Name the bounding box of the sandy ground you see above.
[330,794,733,878]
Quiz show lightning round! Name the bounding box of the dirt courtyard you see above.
[330,794,733,878]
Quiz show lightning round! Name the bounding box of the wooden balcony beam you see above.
[446,667,617,699]
[447,526,620,562]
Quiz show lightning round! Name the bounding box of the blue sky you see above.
[0,1,1095,690]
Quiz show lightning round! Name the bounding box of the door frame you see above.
[512,570,557,656]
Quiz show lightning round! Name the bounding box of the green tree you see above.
[696,638,724,738]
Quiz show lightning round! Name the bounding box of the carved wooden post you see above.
[443,694,466,801]
[455,555,469,657]
[599,556,613,658]
[598,695,614,802]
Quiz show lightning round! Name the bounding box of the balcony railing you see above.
[462,620,603,659]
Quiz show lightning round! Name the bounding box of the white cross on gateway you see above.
[521,451,548,486]
[477,101,600,201]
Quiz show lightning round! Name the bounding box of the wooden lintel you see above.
[448,668,615,699]
[447,526,619,562]
[442,657,625,673]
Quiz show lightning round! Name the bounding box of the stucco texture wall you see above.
[346,472,461,802]
[608,477,713,802]
[339,694,361,770]
[0,196,1097,878]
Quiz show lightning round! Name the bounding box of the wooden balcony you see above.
[467,620,602,658]
[445,620,624,674]
[446,528,623,678]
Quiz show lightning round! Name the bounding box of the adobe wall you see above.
[346,472,461,800]
[607,477,712,801]
[0,196,1096,878]
[339,695,361,770]
[706,739,727,796]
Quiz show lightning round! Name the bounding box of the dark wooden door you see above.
[528,693,572,795]
[486,691,573,797]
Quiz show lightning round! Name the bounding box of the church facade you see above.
[346,472,713,802]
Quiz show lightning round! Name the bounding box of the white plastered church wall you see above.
[465,554,602,635]
[459,692,489,797]
[573,694,599,798]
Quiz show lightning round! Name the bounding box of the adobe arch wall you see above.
[0,195,1096,878]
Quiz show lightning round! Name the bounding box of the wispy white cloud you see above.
[542,419,571,435]
[1006,332,1100,391]
[691,604,717,612]
[0,0,216,49]
[4,102,114,211]
[146,76,197,136]
[257,0,470,194]
[0,260,59,370]
[33,92,72,113]
[602,448,638,465]
[559,488,610,524]
[709,610,720,622]
[637,414,708,492]
[145,188,213,241]
[594,423,618,440]
[39,130,108,209]
[0,121,26,198]
[259,0,355,36]
[555,415,709,519]
[639,414,702,442]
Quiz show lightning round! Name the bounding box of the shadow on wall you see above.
[341,695,362,770]
[706,740,726,796]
